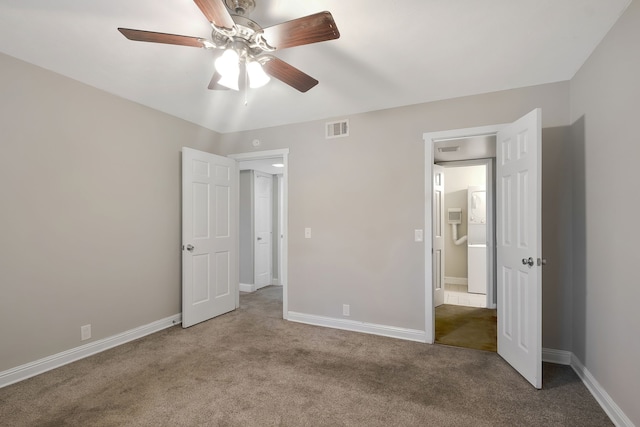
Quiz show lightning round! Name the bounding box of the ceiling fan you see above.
[118,0,340,92]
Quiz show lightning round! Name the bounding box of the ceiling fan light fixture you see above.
[247,60,270,88]
[217,69,240,90]
[215,49,240,76]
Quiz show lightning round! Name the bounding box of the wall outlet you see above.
[343,304,350,316]
[81,324,91,341]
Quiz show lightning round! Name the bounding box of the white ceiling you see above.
[0,0,631,134]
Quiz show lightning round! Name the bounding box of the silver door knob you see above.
[186,244,194,252]
[522,257,534,267]
[537,258,547,266]
[257,237,262,241]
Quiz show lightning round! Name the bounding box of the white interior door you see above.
[182,147,238,328]
[254,171,272,289]
[433,164,445,307]
[496,108,542,389]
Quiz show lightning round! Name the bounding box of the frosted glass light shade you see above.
[218,70,239,90]
[215,49,239,75]
[247,61,270,88]
[215,49,240,90]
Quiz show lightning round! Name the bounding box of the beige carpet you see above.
[0,286,611,426]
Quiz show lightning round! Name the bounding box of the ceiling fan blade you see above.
[208,72,230,90]
[262,57,318,93]
[118,28,207,48]
[193,0,236,31]
[261,11,340,50]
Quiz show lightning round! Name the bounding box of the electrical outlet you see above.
[81,324,91,341]
[343,304,350,316]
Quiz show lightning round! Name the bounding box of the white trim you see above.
[570,354,634,427]
[0,314,181,389]
[239,283,255,293]
[272,278,279,286]
[228,149,289,161]
[542,348,572,365]
[287,312,427,343]
[229,149,289,320]
[444,277,468,286]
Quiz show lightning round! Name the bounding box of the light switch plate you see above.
[414,229,424,242]
[305,228,311,238]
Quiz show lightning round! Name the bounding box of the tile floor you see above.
[444,283,487,308]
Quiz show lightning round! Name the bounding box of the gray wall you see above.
[570,1,640,423]
[239,170,254,284]
[217,82,573,348]
[0,53,221,372]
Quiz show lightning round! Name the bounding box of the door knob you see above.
[522,257,534,267]
[257,237,262,241]
[186,244,194,252]
[537,258,547,266]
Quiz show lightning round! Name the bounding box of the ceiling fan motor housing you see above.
[224,0,255,16]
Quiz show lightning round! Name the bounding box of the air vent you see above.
[326,119,349,139]
[438,146,460,153]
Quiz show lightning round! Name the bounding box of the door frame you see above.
[229,149,289,319]
[424,124,504,343]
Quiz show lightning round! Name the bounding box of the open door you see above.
[254,171,273,289]
[182,147,238,328]
[433,164,445,307]
[496,109,542,388]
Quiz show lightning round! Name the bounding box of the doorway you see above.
[425,125,503,345]
[229,149,289,319]
[433,145,497,351]
[238,169,278,292]
[424,109,543,389]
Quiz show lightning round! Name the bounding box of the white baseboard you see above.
[542,348,572,365]
[569,354,634,427]
[239,283,255,292]
[287,311,427,343]
[444,276,468,285]
[0,314,181,389]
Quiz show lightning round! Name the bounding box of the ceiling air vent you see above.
[326,119,349,139]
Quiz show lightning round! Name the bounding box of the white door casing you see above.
[433,164,445,307]
[254,171,273,289]
[182,148,238,328]
[496,108,542,389]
